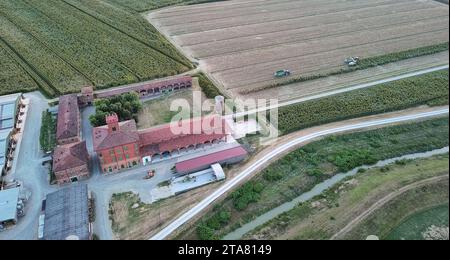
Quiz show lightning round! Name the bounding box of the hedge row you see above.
[276,70,449,135]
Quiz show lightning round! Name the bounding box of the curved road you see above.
[150,108,449,240]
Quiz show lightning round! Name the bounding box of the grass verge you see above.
[245,154,449,240]
[39,110,57,153]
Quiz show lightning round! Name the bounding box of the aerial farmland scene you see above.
[0,0,448,246]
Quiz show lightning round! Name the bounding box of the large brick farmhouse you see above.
[93,113,229,173]
[92,114,141,172]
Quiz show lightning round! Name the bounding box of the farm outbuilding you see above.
[42,184,92,240]
[0,187,20,227]
[175,146,248,175]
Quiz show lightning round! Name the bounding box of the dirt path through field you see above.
[330,175,449,240]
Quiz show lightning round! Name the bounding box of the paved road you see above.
[150,108,450,240]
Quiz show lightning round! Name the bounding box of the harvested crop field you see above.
[147,0,449,98]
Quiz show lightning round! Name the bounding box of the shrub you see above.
[232,181,265,211]
[90,92,142,126]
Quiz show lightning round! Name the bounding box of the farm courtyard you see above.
[147,0,449,100]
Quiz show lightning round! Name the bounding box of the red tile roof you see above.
[95,76,192,98]
[56,94,79,140]
[175,146,248,173]
[93,120,139,151]
[53,141,89,172]
[139,115,230,154]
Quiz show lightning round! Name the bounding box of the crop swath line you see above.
[182,5,445,47]
[60,0,192,69]
[158,0,356,27]
[0,8,95,90]
[222,41,449,90]
[153,0,298,18]
[0,34,57,96]
[208,27,449,75]
[194,15,449,59]
[168,0,415,36]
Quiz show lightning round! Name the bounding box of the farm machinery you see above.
[344,57,360,67]
[144,170,156,180]
[274,69,291,78]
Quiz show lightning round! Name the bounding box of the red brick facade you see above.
[93,114,229,174]
[97,142,140,173]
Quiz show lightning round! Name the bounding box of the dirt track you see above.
[147,0,449,99]
[331,175,449,240]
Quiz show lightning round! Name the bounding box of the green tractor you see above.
[274,69,291,78]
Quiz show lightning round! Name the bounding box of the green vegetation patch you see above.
[90,92,142,127]
[104,0,228,12]
[342,180,449,240]
[0,43,38,96]
[194,73,224,99]
[184,117,449,240]
[39,110,57,153]
[253,43,449,92]
[276,69,449,135]
[386,204,449,240]
[246,155,449,240]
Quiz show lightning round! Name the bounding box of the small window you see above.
[125,154,130,159]
[123,146,129,151]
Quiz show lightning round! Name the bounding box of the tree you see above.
[89,92,142,126]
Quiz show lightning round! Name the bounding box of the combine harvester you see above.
[274,69,291,78]
[344,57,360,67]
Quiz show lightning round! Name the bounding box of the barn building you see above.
[56,94,81,145]
[42,184,92,240]
[175,146,248,175]
[52,141,90,184]
[95,76,192,99]
[0,93,26,180]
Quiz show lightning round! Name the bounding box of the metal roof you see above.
[176,146,248,173]
[0,93,20,172]
[0,187,20,222]
[0,93,20,131]
[43,184,90,240]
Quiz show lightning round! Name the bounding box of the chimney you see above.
[106,113,119,133]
